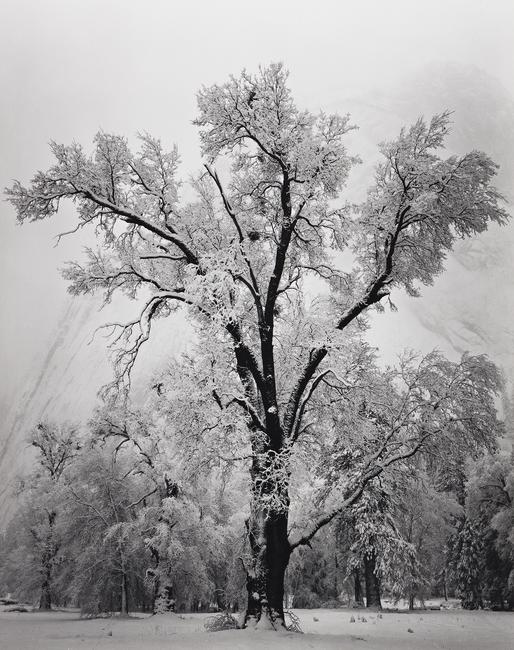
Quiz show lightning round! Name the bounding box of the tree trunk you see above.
[364,551,381,609]
[214,585,226,611]
[243,489,291,628]
[354,568,364,606]
[507,590,514,611]
[333,551,339,600]
[39,579,52,610]
[244,504,267,626]
[39,511,56,610]
[120,570,129,616]
[151,574,159,614]
[265,511,290,623]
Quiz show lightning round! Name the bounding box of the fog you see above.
[1,0,513,510]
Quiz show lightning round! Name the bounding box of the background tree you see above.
[285,526,341,609]
[90,404,245,614]
[6,64,508,627]
[449,450,514,609]
[60,445,152,616]
[393,474,458,608]
[0,422,80,609]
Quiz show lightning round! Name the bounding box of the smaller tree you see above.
[0,422,80,608]
[91,405,244,614]
[393,474,459,607]
[458,451,514,609]
[285,527,341,609]
[61,446,152,616]
[448,517,485,609]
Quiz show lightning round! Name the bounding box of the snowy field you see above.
[0,608,513,650]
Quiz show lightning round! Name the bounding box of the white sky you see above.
[1,0,513,404]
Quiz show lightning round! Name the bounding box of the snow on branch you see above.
[92,292,184,399]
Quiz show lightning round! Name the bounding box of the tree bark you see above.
[265,511,290,622]
[364,551,381,609]
[243,477,291,628]
[39,579,52,610]
[244,524,290,627]
[354,568,364,606]
[121,573,128,616]
[39,511,56,610]
[39,550,52,610]
[120,560,129,616]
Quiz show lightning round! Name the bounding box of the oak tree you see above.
[6,64,508,627]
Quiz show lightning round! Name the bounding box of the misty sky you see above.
[1,0,513,409]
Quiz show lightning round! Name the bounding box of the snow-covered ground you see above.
[0,607,513,650]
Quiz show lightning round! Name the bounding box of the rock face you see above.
[410,66,514,369]
[351,64,514,391]
[1,63,513,520]
[0,296,104,516]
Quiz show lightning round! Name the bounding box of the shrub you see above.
[204,611,240,632]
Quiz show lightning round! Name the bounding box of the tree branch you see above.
[77,187,199,266]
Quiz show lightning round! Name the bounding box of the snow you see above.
[0,607,513,649]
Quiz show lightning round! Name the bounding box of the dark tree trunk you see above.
[39,549,53,609]
[507,590,514,611]
[354,568,364,606]
[151,575,159,613]
[39,580,52,610]
[364,551,381,609]
[244,502,267,626]
[214,586,226,611]
[471,584,483,610]
[39,511,56,610]
[243,470,291,629]
[149,547,160,613]
[120,570,129,616]
[333,551,339,600]
[265,511,290,622]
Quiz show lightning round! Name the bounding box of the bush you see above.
[204,611,240,632]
